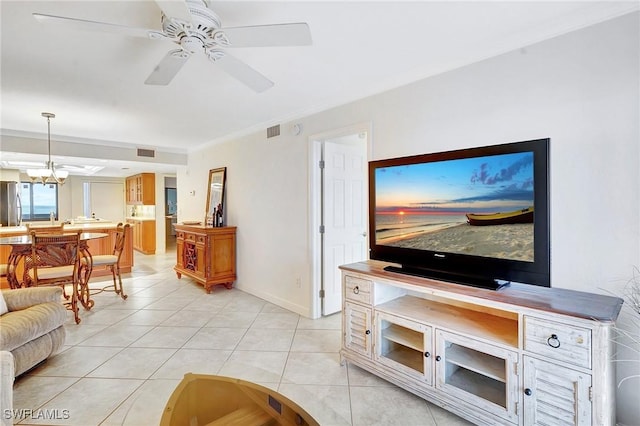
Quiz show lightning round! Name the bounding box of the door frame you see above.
[308,122,372,319]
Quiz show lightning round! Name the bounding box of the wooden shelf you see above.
[383,345,424,373]
[381,323,424,351]
[445,344,506,383]
[446,367,506,408]
[377,295,518,348]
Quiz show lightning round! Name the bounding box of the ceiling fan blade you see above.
[33,13,156,39]
[145,50,190,85]
[212,52,274,93]
[154,0,193,24]
[221,23,312,47]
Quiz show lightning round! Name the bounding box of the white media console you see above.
[340,261,623,425]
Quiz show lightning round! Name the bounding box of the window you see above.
[20,182,59,221]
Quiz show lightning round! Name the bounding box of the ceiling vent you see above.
[267,125,280,139]
[137,148,155,158]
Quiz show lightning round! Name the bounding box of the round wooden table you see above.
[0,232,108,311]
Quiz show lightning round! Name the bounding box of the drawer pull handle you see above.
[353,286,360,294]
[424,351,431,358]
[547,334,561,348]
[365,329,371,335]
[524,388,532,396]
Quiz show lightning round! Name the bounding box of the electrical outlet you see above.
[295,277,301,288]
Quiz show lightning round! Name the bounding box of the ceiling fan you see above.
[33,0,312,92]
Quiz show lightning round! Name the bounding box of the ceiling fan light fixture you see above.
[211,31,229,47]
[180,35,204,53]
[207,48,225,62]
[33,1,312,90]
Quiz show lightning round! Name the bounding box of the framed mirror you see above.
[206,167,227,223]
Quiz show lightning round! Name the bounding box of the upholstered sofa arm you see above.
[2,287,63,312]
[1,351,14,426]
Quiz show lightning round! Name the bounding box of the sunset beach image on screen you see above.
[374,151,535,262]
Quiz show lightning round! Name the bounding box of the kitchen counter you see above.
[0,222,122,237]
[125,216,156,221]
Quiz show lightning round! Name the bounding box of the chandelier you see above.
[27,112,69,185]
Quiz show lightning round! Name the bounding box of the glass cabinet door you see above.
[375,311,433,385]
[435,330,519,423]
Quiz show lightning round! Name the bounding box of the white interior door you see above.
[89,182,125,222]
[322,136,368,315]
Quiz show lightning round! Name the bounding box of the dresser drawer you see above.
[524,316,592,369]
[344,276,372,305]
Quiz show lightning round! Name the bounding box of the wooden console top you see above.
[340,260,623,322]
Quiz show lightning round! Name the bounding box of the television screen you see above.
[369,139,550,289]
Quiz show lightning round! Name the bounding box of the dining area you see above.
[0,222,131,324]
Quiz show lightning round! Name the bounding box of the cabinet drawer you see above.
[185,233,196,242]
[345,276,372,305]
[524,316,591,369]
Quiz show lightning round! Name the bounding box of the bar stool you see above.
[83,223,129,300]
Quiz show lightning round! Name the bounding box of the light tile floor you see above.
[11,250,473,426]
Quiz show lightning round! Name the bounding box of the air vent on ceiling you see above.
[137,148,155,158]
[267,125,280,139]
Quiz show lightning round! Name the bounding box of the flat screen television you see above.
[369,138,550,290]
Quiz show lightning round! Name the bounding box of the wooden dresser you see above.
[174,224,236,293]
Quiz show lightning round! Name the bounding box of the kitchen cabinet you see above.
[126,218,156,254]
[340,260,622,426]
[126,173,155,205]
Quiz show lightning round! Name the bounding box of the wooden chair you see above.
[25,223,69,297]
[25,231,82,323]
[83,223,129,300]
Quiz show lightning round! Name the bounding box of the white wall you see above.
[0,169,20,182]
[179,130,313,314]
[61,175,126,221]
[180,12,639,423]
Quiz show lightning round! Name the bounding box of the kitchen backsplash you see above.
[129,204,155,218]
